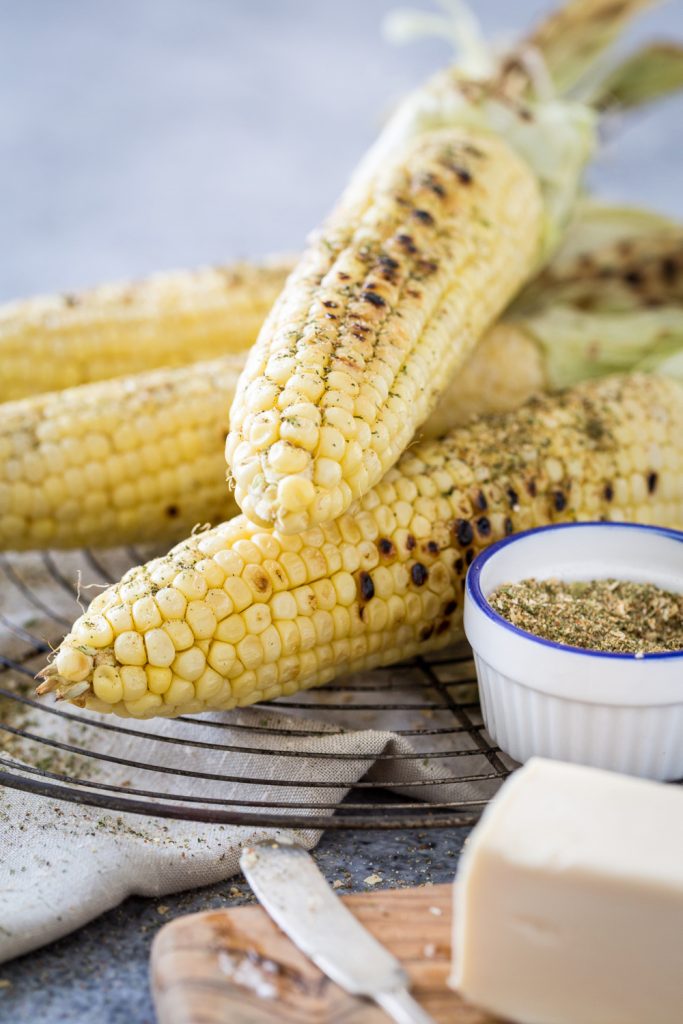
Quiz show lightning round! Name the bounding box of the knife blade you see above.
[240,840,437,1024]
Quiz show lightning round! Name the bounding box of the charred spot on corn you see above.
[378,538,395,558]
[604,482,614,501]
[553,490,567,512]
[412,209,435,226]
[624,269,643,289]
[454,519,474,546]
[647,471,658,494]
[411,563,428,587]
[358,571,375,602]
[360,290,386,308]
[396,233,418,254]
[476,516,491,537]
[444,162,473,185]
[660,256,679,284]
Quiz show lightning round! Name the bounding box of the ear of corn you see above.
[0,320,539,551]
[0,259,292,402]
[38,374,683,717]
[225,1,664,533]
[226,127,544,533]
[0,356,243,550]
[5,210,683,551]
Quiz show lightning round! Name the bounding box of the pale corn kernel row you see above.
[226,127,543,533]
[4,298,681,552]
[0,258,291,402]
[0,322,543,551]
[40,374,683,719]
[0,356,243,549]
[6,211,683,552]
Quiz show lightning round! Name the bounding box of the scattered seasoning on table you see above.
[488,578,683,655]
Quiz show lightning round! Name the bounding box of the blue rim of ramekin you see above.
[466,522,683,661]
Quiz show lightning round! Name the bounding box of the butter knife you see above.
[240,840,437,1024]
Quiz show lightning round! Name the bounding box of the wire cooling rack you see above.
[0,546,513,830]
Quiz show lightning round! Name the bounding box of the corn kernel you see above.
[260,624,282,663]
[216,614,246,644]
[104,603,134,635]
[93,665,123,704]
[56,646,93,682]
[223,575,253,612]
[243,604,271,635]
[114,631,146,666]
[132,596,163,632]
[174,570,207,601]
[232,671,258,699]
[271,591,297,620]
[205,588,233,621]
[190,668,221,704]
[143,628,175,667]
[172,646,206,682]
[163,676,196,707]
[162,620,195,651]
[156,587,187,620]
[125,692,163,716]
[278,475,315,511]
[207,640,236,675]
[146,665,172,694]
[237,635,264,671]
[120,666,148,701]
[185,600,217,639]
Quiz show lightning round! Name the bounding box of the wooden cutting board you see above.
[150,882,499,1023]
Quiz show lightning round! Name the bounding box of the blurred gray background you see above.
[0,0,682,303]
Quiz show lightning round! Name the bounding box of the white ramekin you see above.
[464,523,683,781]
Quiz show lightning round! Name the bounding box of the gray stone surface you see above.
[1,821,470,1024]
[0,1,682,1021]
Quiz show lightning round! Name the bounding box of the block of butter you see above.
[450,757,683,1024]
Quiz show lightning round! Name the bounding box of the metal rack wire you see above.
[0,546,512,830]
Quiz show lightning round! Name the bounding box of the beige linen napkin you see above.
[0,549,504,964]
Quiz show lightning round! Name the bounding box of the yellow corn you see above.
[0,259,291,402]
[39,374,683,717]
[0,356,243,549]
[0,324,533,550]
[223,0,662,533]
[225,127,544,533]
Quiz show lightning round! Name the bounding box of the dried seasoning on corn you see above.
[225,0,656,532]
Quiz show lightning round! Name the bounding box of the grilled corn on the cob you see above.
[225,1,659,533]
[39,374,683,717]
[0,259,291,402]
[227,127,544,533]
